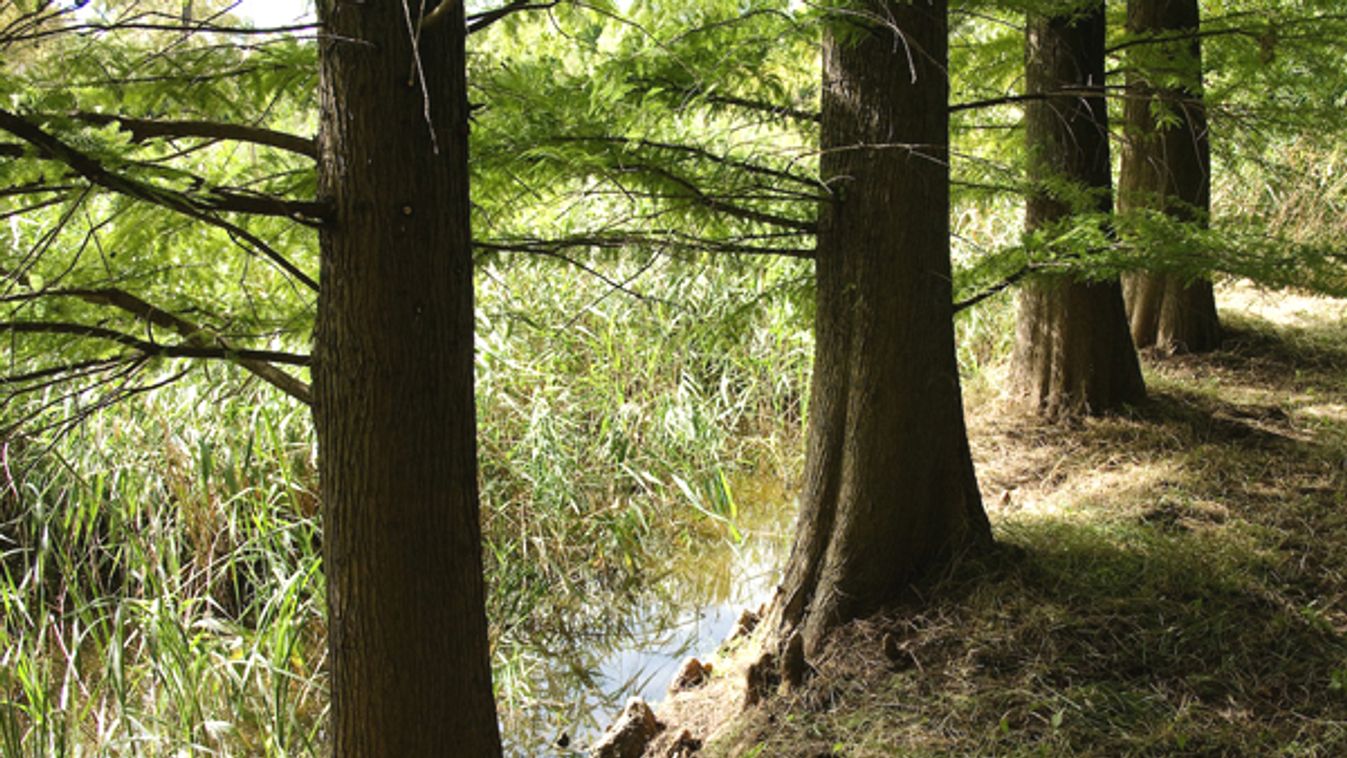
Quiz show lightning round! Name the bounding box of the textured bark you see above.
[1010,4,1146,418]
[768,0,992,656]
[1123,272,1220,353]
[313,2,501,755]
[1119,0,1221,353]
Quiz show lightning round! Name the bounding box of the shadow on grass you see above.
[717,308,1347,756]
[721,517,1347,756]
[1215,318,1347,376]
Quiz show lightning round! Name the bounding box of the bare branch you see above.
[0,357,132,388]
[950,86,1117,114]
[0,182,80,199]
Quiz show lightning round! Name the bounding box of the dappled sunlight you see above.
[1220,281,1347,329]
[988,460,1185,520]
[4,1,1347,753]
[711,292,1347,756]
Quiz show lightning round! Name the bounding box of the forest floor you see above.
[648,285,1347,757]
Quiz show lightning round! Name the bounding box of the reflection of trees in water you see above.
[500,597,703,756]
[499,474,792,756]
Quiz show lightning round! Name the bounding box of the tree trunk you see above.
[767,0,992,657]
[1119,0,1221,353]
[1010,4,1146,418]
[313,2,501,755]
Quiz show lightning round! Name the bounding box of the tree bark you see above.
[1119,0,1221,354]
[1010,3,1146,418]
[767,0,992,657]
[313,2,501,755]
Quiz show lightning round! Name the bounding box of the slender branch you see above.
[494,247,680,308]
[0,108,320,291]
[0,321,311,366]
[615,163,818,233]
[950,86,1115,114]
[552,134,825,192]
[953,265,1033,313]
[193,188,329,223]
[0,182,80,199]
[467,0,561,34]
[65,112,317,159]
[10,20,318,45]
[0,196,69,224]
[703,92,820,124]
[0,283,311,404]
[1106,25,1259,54]
[0,357,132,387]
[475,231,814,259]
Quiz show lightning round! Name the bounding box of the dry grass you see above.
[694,286,1347,757]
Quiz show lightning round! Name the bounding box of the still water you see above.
[500,475,793,757]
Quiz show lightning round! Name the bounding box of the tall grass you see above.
[0,382,326,755]
[0,251,819,754]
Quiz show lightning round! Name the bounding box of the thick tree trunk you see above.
[1010,4,1146,418]
[313,2,501,755]
[767,0,992,657]
[1123,272,1220,352]
[1119,0,1221,353]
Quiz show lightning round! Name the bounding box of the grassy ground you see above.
[709,286,1347,756]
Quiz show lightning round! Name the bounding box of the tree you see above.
[312,1,501,754]
[765,0,992,657]
[1118,0,1221,354]
[1009,1,1146,418]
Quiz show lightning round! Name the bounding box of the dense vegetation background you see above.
[2,0,1346,755]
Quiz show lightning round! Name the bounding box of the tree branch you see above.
[0,108,320,291]
[66,112,317,159]
[0,283,311,404]
[703,92,820,124]
[613,163,817,233]
[9,20,319,45]
[193,188,329,223]
[0,182,80,199]
[552,134,825,192]
[953,265,1033,313]
[950,86,1115,114]
[0,321,311,367]
[475,231,813,259]
[0,357,133,388]
[467,0,561,34]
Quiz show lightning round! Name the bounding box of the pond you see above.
[500,474,794,757]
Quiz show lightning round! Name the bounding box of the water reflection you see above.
[499,474,793,757]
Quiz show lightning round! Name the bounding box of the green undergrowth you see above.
[476,253,815,748]
[714,293,1347,756]
[0,254,817,754]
